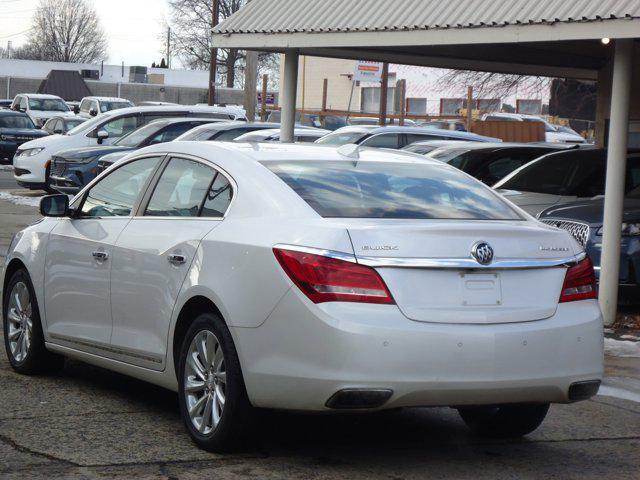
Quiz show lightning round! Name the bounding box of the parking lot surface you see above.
[1,170,639,479]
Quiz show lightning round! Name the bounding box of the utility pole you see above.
[208,0,219,106]
[242,0,258,121]
[378,62,389,126]
[166,27,171,69]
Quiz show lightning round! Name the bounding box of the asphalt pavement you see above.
[0,174,639,479]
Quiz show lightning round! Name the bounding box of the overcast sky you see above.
[0,0,171,66]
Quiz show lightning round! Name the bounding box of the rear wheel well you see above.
[2,259,27,309]
[172,296,223,376]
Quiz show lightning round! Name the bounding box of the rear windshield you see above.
[264,160,522,220]
[315,130,367,146]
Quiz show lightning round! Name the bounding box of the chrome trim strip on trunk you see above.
[274,244,586,270]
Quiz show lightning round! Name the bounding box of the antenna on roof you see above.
[337,143,360,160]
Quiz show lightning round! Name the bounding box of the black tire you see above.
[458,403,550,438]
[2,268,64,375]
[177,312,253,452]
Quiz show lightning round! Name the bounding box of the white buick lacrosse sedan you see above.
[2,142,603,451]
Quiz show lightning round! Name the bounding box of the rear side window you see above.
[360,133,400,149]
[146,158,216,217]
[497,153,580,194]
[264,161,521,220]
[211,128,252,141]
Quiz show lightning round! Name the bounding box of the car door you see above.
[110,156,234,369]
[44,156,162,348]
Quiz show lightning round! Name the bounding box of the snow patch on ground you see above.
[604,337,640,358]
[598,385,640,403]
[0,165,14,171]
[0,191,43,208]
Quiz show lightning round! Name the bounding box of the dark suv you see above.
[0,111,49,162]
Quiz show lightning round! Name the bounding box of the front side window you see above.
[264,160,521,220]
[80,157,160,217]
[147,122,203,145]
[101,115,139,137]
[19,97,27,110]
[146,158,217,217]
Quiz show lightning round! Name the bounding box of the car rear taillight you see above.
[273,248,395,305]
[559,257,597,303]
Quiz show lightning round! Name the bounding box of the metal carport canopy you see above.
[213,0,640,327]
[212,0,640,80]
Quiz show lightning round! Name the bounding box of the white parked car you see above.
[12,105,247,190]
[3,143,603,452]
[481,113,586,144]
[77,97,134,118]
[10,94,75,128]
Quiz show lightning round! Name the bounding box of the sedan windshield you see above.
[0,115,36,129]
[28,98,69,112]
[264,160,521,220]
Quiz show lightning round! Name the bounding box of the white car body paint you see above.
[3,142,604,410]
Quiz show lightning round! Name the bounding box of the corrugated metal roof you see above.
[215,0,640,35]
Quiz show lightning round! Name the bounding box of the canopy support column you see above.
[280,49,299,143]
[600,39,633,326]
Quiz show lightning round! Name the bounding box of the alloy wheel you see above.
[184,330,226,435]
[6,282,33,363]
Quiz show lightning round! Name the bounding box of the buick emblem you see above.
[471,241,494,266]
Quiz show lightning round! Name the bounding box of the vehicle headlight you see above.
[18,148,45,157]
[597,222,640,237]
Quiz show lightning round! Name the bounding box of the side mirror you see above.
[53,129,63,135]
[96,129,109,144]
[90,108,98,117]
[19,107,26,113]
[73,105,80,114]
[40,194,69,217]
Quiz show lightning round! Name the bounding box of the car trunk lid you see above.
[345,219,579,324]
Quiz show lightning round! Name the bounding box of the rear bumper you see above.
[233,289,604,411]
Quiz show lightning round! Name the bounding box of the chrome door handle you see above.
[92,251,109,262]
[168,254,186,266]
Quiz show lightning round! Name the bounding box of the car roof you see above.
[146,117,227,126]
[137,141,444,167]
[185,121,281,132]
[0,110,29,117]
[330,125,493,140]
[82,97,130,102]
[19,93,63,100]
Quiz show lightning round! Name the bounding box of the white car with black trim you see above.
[3,142,603,452]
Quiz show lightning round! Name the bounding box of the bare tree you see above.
[166,0,276,87]
[436,70,552,100]
[23,0,108,64]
